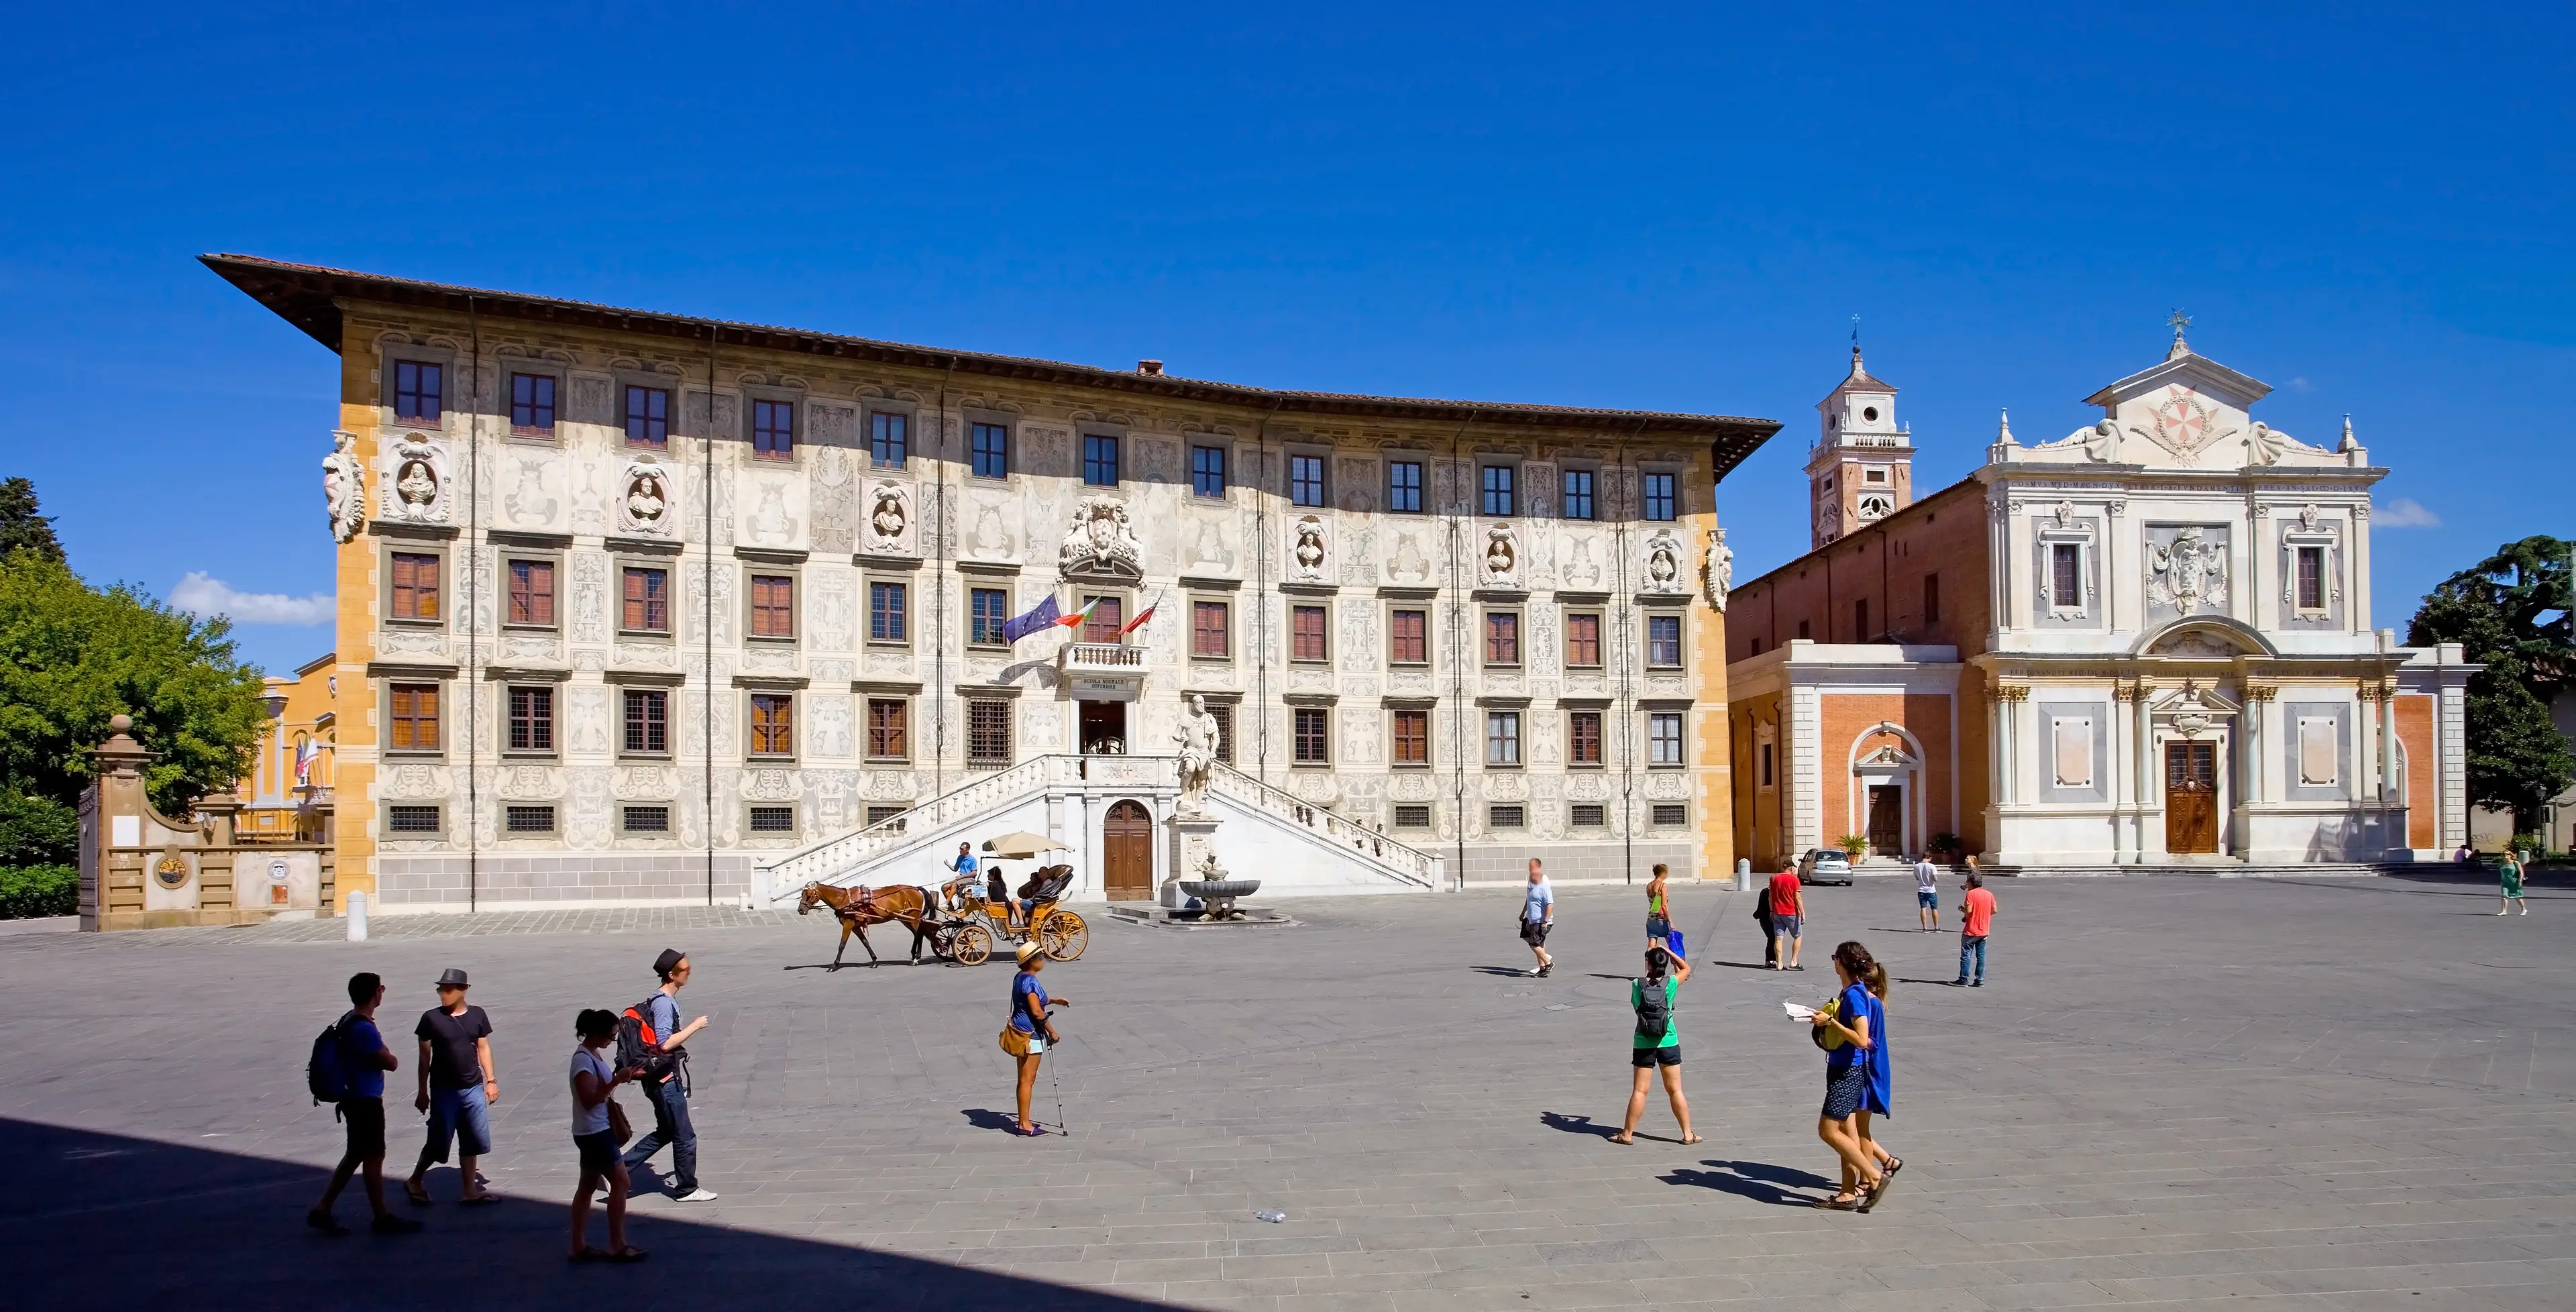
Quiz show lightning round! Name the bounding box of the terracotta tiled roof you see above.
[202,255,1781,470]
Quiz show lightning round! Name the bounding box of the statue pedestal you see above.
[1163,812,1222,909]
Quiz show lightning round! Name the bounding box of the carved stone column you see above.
[2242,684,2278,810]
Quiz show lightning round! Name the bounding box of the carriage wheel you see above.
[1040,910,1088,962]
[952,924,994,966]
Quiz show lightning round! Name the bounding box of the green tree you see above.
[2408,536,2576,834]
[0,477,64,563]
[0,553,268,864]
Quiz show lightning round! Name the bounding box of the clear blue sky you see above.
[3,3,2566,675]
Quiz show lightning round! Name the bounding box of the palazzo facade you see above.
[210,255,1774,910]
[1727,333,2473,870]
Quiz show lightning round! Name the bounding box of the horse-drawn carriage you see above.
[795,831,1088,970]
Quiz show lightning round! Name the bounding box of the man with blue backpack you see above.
[307,972,421,1235]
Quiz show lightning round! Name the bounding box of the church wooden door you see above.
[1102,800,1154,901]
[2163,743,2218,854]
[1866,786,1903,856]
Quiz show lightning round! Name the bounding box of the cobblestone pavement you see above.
[1,871,2569,1311]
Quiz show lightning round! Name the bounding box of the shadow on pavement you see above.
[0,1116,1161,1311]
[1538,1111,1621,1140]
[1660,1160,1830,1207]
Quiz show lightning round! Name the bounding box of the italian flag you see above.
[1057,597,1108,631]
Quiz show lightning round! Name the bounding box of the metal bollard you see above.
[1735,858,1753,892]
[345,890,368,942]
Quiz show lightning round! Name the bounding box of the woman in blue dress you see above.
[1805,939,1898,1211]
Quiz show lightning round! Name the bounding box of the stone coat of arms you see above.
[1058,494,1142,578]
[2147,527,2229,615]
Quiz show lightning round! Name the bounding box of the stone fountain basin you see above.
[1178,879,1261,899]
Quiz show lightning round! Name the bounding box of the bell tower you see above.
[1807,342,1915,549]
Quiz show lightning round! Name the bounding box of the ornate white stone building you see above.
[1728,327,2475,870]
[210,255,1775,910]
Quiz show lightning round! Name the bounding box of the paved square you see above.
[2,870,2569,1311]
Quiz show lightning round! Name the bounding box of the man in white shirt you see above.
[1521,859,1555,977]
[1913,855,1941,932]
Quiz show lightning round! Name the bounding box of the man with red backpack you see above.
[307,972,422,1235]
[617,949,714,1201]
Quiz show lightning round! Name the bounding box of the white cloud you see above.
[2286,376,2314,393]
[170,572,335,626]
[2375,498,2440,529]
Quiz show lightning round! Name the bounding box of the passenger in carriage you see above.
[986,866,1018,929]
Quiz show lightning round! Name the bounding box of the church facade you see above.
[209,255,1774,911]
[1727,331,2473,870]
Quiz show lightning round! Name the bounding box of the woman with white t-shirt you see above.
[568,1009,648,1262]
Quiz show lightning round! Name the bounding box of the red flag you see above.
[1116,591,1164,638]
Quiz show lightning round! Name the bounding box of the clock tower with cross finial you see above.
[1805,324,1915,549]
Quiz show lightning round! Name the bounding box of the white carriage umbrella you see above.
[981,831,1068,859]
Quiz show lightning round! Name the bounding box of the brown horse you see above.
[797,882,935,969]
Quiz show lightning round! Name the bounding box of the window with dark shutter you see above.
[622,568,668,633]
[1291,606,1328,662]
[751,575,794,639]
[1392,710,1429,765]
[507,560,554,626]
[1390,609,1428,664]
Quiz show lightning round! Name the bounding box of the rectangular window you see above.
[1647,614,1682,668]
[869,411,907,468]
[622,690,668,755]
[1796,619,1811,640]
[869,581,908,643]
[1484,612,1520,665]
[1289,453,1326,507]
[1388,460,1424,513]
[1291,605,1328,662]
[624,385,669,447]
[504,804,555,834]
[753,399,795,458]
[969,588,1010,647]
[970,421,1010,478]
[1389,609,1428,665]
[750,574,795,639]
[508,373,556,433]
[1080,595,1123,644]
[1392,709,1430,765]
[1760,742,1775,786]
[387,804,441,834]
[1562,468,1595,520]
[1648,711,1684,766]
[1481,464,1515,516]
[1487,711,1522,766]
[1210,703,1235,765]
[621,805,669,834]
[1190,445,1226,498]
[506,559,555,626]
[748,805,796,833]
[865,805,909,828]
[1293,708,1329,764]
[1643,471,1676,522]
[506,686,555,753]
[1393,804,1432,828]
[1192,600,1230,658]
[388,684,440,752]
[1082,433,1120,486]
[1570,802,1605,827]
[1568,710,1603,766]
[1489,804,1525,829]
[866,698,908,761]
[621,567,669,633]
[390,552,440,621]
[1854,598,1870,641]
[1651,802,1688,827]
[967,700,1012,765]
[2051,543,2082,610]
[2296,546,2325,611]
[749,694,795,757]
[1923,572,1941,625]
[392,360,441,422]
[1566,612,1601,667]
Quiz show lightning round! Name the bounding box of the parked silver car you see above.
[1795,849,1854,886]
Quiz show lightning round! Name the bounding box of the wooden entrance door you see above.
[1102,800,1154,901]
[1866,785,1904,856]
[2164,742,2218,854]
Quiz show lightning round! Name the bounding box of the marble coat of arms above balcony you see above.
[379,433,450,527]
[1060,494,1143,580]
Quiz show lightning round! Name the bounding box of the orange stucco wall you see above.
[2396,694,2435,851]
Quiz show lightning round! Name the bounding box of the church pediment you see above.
[2137,617,2275,660]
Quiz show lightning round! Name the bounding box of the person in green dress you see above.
[1611,947,1699,1146]
[2498,849,2530,916]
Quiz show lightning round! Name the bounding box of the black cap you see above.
[435,968,469,989]
[653,948,686,977]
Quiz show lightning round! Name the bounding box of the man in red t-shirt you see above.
[1766,869,1805,970]
[1955,874,1998,987]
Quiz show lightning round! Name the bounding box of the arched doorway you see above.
[1102,800,1154,901]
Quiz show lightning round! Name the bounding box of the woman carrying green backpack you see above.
[1610,946,1699,1146]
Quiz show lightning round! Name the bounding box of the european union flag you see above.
[999,595,1061,643]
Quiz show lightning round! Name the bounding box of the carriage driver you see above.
[945,842,981,915]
